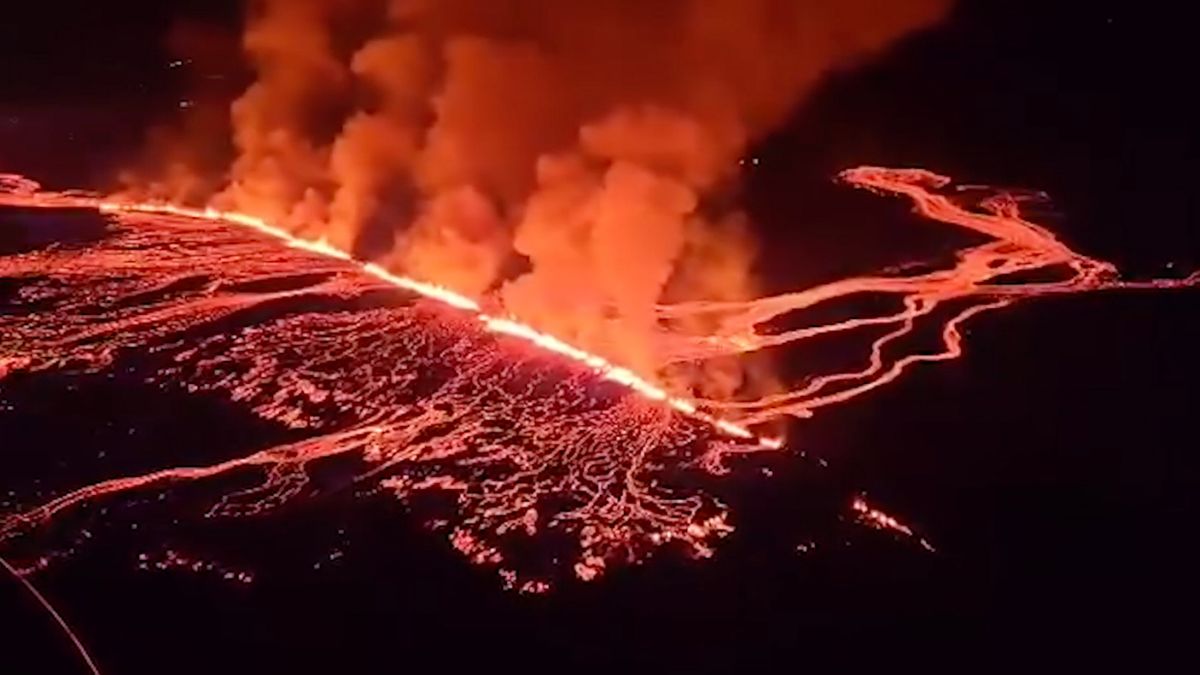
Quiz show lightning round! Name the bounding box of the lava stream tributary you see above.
[1,168,1195,588]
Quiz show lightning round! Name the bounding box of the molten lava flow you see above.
[0,176,755,588]
[1,168,1196,587]
[655,167,1199,423]
[1,176,769,446]
[851,496,935,552]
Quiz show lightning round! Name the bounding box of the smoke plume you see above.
[130,0,951,399]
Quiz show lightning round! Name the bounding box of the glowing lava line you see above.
[0,183,761,585]
[2,167,1195,585]
[851,496,935,553]
[97,200,777,445]
[5,190,772,448]
[654,167,1199,423]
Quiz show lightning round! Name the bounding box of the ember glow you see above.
[851,496,935,552]
[3,167,1195,587]
[4,176,768,445]
[1,173,760,588]
[656,167,1199,423]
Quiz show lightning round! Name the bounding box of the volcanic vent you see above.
[1,184,770,590]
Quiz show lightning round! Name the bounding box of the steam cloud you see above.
[126,0,951,399]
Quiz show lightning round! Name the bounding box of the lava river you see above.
[0,198,747,590]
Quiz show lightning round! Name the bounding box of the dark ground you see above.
[2,1,1198,673]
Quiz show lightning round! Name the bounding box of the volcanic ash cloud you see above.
[127,0,953,397]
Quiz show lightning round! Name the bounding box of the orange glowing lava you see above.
[1,168,1195,586]
[5,179,771,448]
[851,496,935,552]
[655,167,1199,424]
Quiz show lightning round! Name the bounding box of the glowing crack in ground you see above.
[1,168,1195,588]
[0,183,750,589]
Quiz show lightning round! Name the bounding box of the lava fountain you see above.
[1,168,1196,589]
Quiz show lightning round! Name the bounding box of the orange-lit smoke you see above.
[128,0,952,397]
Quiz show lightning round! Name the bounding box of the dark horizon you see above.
[2,2,1198,673]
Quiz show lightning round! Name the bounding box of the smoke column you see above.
[3,0,1198,590]
[6,163,1195,585]
[127,0,954,401]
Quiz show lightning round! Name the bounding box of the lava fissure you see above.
[2,168,1195,586]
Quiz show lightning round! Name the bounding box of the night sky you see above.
[2,2,1198,673]
[1,1,1194,267]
